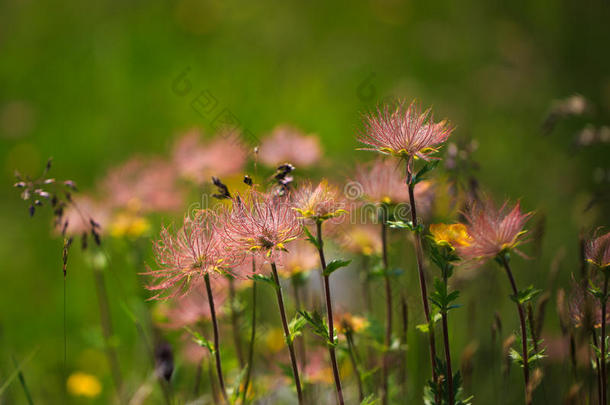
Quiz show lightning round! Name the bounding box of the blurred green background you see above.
[1,0,610,403]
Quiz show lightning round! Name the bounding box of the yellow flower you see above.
[338,313,369,334]
[110,211,151,238]
[429,223,471,248]
[67,372,102,398]
[265,328,286,354]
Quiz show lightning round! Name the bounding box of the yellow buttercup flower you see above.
[429,223,471,248]
[110,211,151,238]
[67,372,102,398]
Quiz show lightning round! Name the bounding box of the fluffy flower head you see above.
[456,199,531,261]
[359,100,453,166]
[221,190,303,262]
[353,158,410,204]
[585,231,610,269]
[145,210,230,299]
[292,180,347,223]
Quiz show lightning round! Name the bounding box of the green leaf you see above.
[412,160,440,185]
[510,285,542,305]
[303,226,321,249]
[249,273,279,290]
[323,259,352,276]
[184,326,215,353]
[298,310,336,345]
[360,394,380,405]
[0,349,39,396]
[387,219,423,233]
[288,314,308,342]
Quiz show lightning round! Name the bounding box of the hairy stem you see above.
[204,273,229,404]
[501,256,530,404]
[406,173,438,386]
[316,221,345,405]
[270,262,304,404]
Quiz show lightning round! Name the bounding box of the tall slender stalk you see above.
[204,273,229,404]
[242,258,258,405]
[346,330,365,401]
[292,277,308,380]
[601,271,609,405]
[441,270,454,405]
[593,329,603,405]
[380,205,392,405]
[500,256,530,404]
[406,173,438,385]
[270,262,304,405]
[228,277,245,368]
[92,266,123,398]
[315,221,345,405]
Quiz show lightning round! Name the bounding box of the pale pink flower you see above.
[291,180,348,223]
[220,191,303,262]
[172,129,248,184]
[259,125,322,168]
[61,195,110,237]
[353,158,410,205]
[277,239,319,278]
[456,199,532,261]
[102,157,183,213]
[161,278,228,329]
[358,100,453,170]
[568,279,610,329]
[337,224,382,256]
[585,230,610,269]
[144,210,231,299]
[303,347,334,385]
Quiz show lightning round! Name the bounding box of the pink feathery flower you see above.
[259,125,322,168]
[353,158,410,205]
[144,210,231,299]
[291,180,348,223]
[278,239,319,278]
[358,100,453,170]
[161,278,229,329]
[102,157,183,213]
[172,129,248,184]
[338,224,382,256]
[61,194,110,237]
[456,199,532,261]
[220,190,303,262]
[585,230,610,269]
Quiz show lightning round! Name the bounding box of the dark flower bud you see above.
[154,342,174,382]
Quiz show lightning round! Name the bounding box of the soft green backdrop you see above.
[1,0,609,403]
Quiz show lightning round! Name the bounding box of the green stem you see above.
[441,270,454,405]
[601,271,609,405]
[270,262,304,404]
[92,265,123,399]
[204,273,229,404]
[228,277,245,368]
[346,330,364,401]
[500,256,530,404]
[241,258,258,405]
[381,206,392,405]
[406,173,438,387]
[315,221,345,405]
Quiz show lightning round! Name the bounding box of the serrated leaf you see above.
[303,226,321,249]
[184,326,215,353]
[412,160,440,185]
[249,273,279,290]
[510,285,542,305]
[288,314,307,342]
[323,259,352,276]
[360,394,380,405]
